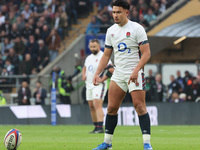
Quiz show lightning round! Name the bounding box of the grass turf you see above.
[0,125,200,150]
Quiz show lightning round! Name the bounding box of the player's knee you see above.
[107,106,118,115]
[89,103,95,111]
[93,100,102,109]
[134,103,146,115]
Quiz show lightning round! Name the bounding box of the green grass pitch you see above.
[0,125,200,150]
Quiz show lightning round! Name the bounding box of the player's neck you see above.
[118,18,128,27]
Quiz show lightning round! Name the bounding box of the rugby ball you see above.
[4,129,22,150]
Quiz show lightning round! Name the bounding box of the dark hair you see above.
[111,0,130,10]
[90,39,100,44]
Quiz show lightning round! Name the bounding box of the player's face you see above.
[112,6,129,26]
[89,42,99,55]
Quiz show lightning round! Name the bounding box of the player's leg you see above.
[92,81,127,150]
[105,81,126,143]
[129,70,152,149]
[93,99,104,132]
[130,90,152,150]
[87,88,98,133]
[88,100,98,133]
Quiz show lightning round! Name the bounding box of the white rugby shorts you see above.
[111,70,145,92]
[86,82,107,101]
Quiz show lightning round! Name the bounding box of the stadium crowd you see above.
[145,70,200,103]
[86,0,178,34]
[0,0,83,83]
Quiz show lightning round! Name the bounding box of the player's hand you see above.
[93,74,100,86]
[128,69,139,85]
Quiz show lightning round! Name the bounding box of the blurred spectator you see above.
[0,12,5,26]
[0,30,7,43]
[0,5,8,17]
[138,13,149,27]
[159,0,167,13]
[5,48,21,74]
[16,16,25,32]
[1,18,12,35]
[52,11,65,39]
[0,90,6,105]
[58,5,68,36]
[46,28,61,62]
[98,0,112,10]
[150,73,166,102]
[169,92,184,103]
[130,10,139,22]
[136,0,148,13]
[99,14,111,33]
[21,4,32,20]
[22,22,34,40]
[179,93,187,102]
[9,23,21,41]
[71,63,82,78]
[176,70,185,91]
[1,37,14,55]
[34,0,46,18]
[86,16,100,35]
[41,24,51,42]
[49,0,59,14]
[34,28,41,41]
[146,69,155,85]
[26,0,35,11]
[0,68,10,84]
[18,80,31,105]
[8,6,18,25]
[4,59,15,75]
[65,0,78,26]
[27,17,36,31]
[19,53,34,76]
[168,75,182,100]
[144,7,157,24]
[25,35,39,62]
[183,71,192,88]
[36,39,49,72]
[145,78,152,102]
[13,37,25,55]
[186,77,200,102]
[153,2,162,16]
[60,76,74,104]
[33,80,47,105]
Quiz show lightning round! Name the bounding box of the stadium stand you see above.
[1,0,200,104]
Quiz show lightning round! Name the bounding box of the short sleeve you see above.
[105,29,113,49]
[84,57,88,67]
[136,25,148,46]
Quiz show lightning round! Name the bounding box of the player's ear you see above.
[126,10,129,16]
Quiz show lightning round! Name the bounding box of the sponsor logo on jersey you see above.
[111,34,114,37]
[96,59,98,62]
[126,32,130,38]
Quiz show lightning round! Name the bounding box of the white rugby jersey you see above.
[105,20,148,75]
[84,50,112,89]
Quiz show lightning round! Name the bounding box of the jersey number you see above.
[118,43,131,53]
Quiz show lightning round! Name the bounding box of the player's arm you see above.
[128,43,151,84]
[98,65,114,83]
[135,43,151,72]
[93,48,113,85]
[82,66,86,81]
